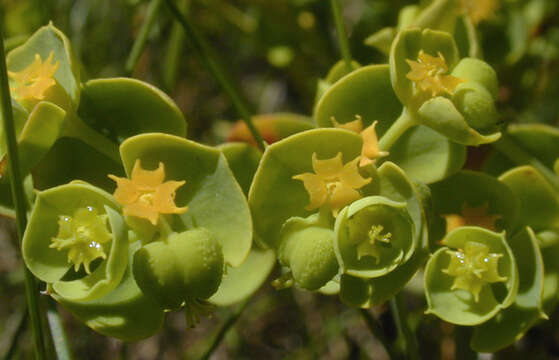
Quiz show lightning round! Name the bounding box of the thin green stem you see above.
[46,299,73,360]
[199,299,249,360]
[463,16,481,59]
[378,108,418,152]
[162,0,189,90]
[2,309,28,360]
[359,309,398,360]
[62,114,121,164]
[390,293,419,360]
[494,132,559,191]
[125,0,164,74]
[330,0,352,74]
[164,0,266,152]
[0,17,48,360]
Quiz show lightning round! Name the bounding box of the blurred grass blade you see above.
[163,0,189,91]
[46,299,73,360]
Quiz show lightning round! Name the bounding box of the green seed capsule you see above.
[451,58,499,99]
[453,81,498,131]
[133,228,224,310]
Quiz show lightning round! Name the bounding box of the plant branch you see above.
[164,0,266,151]
[330,0,353,74]
[0,16,48,360]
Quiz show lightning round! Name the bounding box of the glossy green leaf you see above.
[119,133,252,267]
[78,78,186,142]
[425,227,518,326]
[471,227,546,352]
[218,142,261,196]
[7,22,80,106]
[248,128,367,249]
[209,247,276,306]
[499,166,559,232]
[52,240,165,341]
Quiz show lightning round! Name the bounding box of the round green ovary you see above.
[133,228,224,310]
[50,206,111,274]
[453,82,497,131]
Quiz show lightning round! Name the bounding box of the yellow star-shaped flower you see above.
[442,202,502,234]
[8,51,59,101]
[293,152,371,216]
[108,159,188,225]
[406,50,464,97]
[442,241,507,302]
[331,115,389,167]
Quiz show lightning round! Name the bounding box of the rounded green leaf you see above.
[78,78,186,142]
[334,196,415,278]
[248,128,368,249]
[7,23,80,106]
[52,240,165,341]
[425,227,518,326]
[209,247,276,306]
[314,64,402,135]
[119,133,252,267]
[22,182,127,301]
[218,142,261,196]
[471,227,546,352]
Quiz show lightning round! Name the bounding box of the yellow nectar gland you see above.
[357,224,392,263]
[108,159,188,225]
[293,152,371,216]
[442,241,507,302]
[442,202,501,234]
[50,206,112,274]
[461,0,498,25]
[406,50,464,97]
[331,115,388,167]
[8,51,59,101]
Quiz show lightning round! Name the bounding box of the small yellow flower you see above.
[108,159,188,225]
[406,50,464,97]
[356,224,392,263]
[442,202,501,234]
[461,0,499,25]
[293,152,371,216]
[8,51,59,101]
[442,241,507,302]
[332,115,388,167]
[50,206,112,274]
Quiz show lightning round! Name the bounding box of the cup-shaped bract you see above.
[118,133,252,268]
[52,240,165,341]
[6,22,79,113]
[249,128,374,249]
[278,214,339,290]
[334,196,415,278]
[22,182,128,302]
[390,28,501,145]
[133,228,224,310]
[425,227,518,326]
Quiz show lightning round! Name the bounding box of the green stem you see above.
[0,18,48,360]
[2,309,27,360]
[378,108,418,152]
[46,299,73,360]
[494,132,559,191]
[463,16,481,59]
[359,309,398,360]
[164,0,266,152]
[330,0,353,74]
[454,326,476,360]
[125,0,164,74]
[199,299,249,360]
[390,293,419,360]
[62,114,121,164]
[6,57,52,360]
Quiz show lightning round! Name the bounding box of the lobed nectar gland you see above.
[356,224,392,263]
[50,206,112,274]
[331,115,388,167]
[406,50,464,97]
[108,159,188,225]
[442,202,502,235]
[442,241,507,302]
[461,0,499,25]
[293,152,371,216]
[8,52,59,101]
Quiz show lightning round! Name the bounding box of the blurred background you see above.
[1,0,559,358]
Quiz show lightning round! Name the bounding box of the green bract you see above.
[389,28,501,145]
[334,196,415,278]
[425,227,518,326]
[22,182,128,302]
